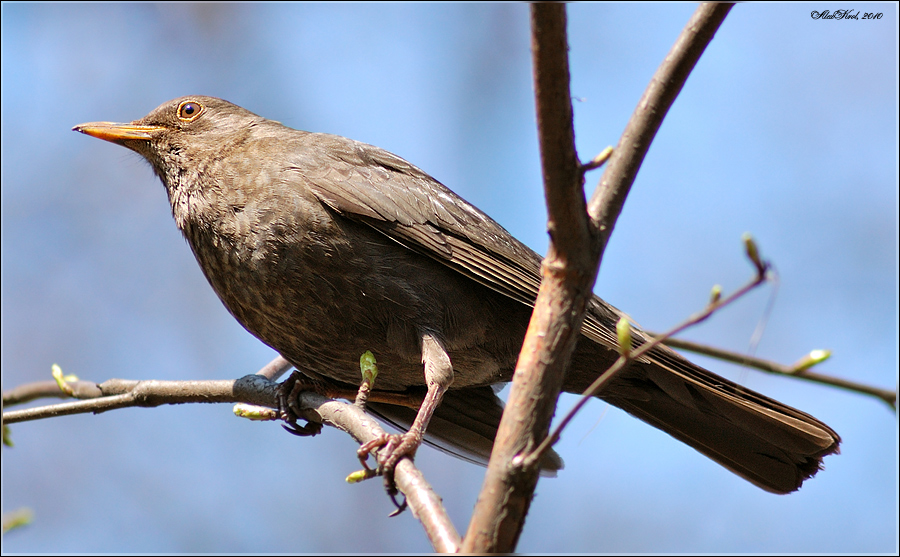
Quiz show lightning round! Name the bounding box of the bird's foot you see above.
[278,370,324,437]
[358,432,421,515]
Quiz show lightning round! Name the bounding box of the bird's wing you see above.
[291,133,546,309]
[291,134,631,353]
[288,133,841,494]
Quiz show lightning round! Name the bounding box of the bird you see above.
[73,95,839,496]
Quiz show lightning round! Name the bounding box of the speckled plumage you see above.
[74,96,839,493]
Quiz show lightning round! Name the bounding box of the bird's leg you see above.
[278,370,324,437]
[358,333,453,512]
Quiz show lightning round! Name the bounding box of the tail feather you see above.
[566,344,840,494]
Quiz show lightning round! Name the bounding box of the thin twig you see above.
[654,336,897,409]
[2,355,292,411]
[255,355,293,381]
[529,266,766,465]
[587,3,733,237]
[297,391,460,552]
[2,380,102,406]
[2,377,274,424]
[2,365,460,551]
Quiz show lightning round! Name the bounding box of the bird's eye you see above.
[177,101,204,121]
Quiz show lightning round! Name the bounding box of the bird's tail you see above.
[564,342,841,493]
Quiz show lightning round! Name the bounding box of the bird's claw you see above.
[281,420,323,437]
[358,433,417,515]
[278,370,323,437]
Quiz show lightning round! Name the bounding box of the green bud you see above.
[51,364,76,396]
[709,284,722,305]
[360,350,378,386]
[792,349,832,372]
[742,232,765,274]
[1,508,34,533]
[616,317,632,356]
[591,146,614,167]
[345,469,376,484]
[233,404,278,421]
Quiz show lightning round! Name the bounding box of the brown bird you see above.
[74,96,839,496]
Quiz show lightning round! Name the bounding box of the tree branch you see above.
[294,392,461,552]
[1,358,460,552]
[531,259,768,465]
[654,336,897,409]
[587,3,733,239]
[464,4,733,552]
[463,4,587,551]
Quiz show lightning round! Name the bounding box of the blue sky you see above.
[2,3,896,553]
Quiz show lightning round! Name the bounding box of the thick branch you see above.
[464,4,591,552]
[464,4,733,552]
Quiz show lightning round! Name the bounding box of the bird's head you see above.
[74,96,269,192]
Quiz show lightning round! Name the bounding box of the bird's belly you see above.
[188,217,530,391]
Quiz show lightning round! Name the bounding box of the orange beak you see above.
[72,122,167,143]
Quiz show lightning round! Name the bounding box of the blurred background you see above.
[2,3,896,553]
